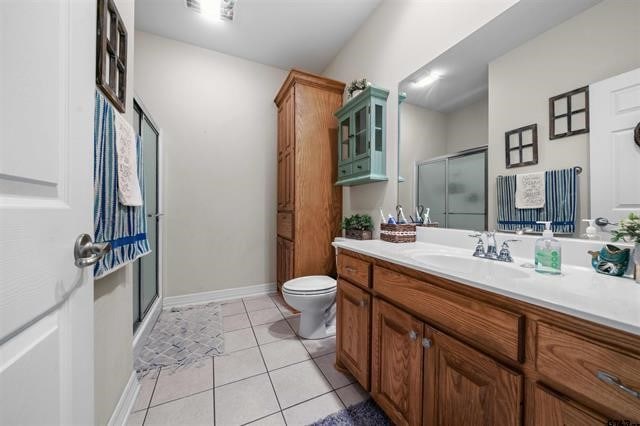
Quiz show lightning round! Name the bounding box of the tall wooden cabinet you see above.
[274,70,345,290]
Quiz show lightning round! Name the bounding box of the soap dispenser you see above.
[535,221,562,275]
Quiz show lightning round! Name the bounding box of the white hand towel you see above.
[515,172,545,209]
[114,113,143,206]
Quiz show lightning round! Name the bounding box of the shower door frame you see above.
[415,146,488,230]
[132,96,164,348]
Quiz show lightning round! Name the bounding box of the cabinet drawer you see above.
[531,384,606,426]
[277,212,293,240]
[536,322,640,420]
[373,266,523,362]
[352,157,370,174]
[337,254,371,288]
[338,163,352,178]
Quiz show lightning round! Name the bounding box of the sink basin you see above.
[408,252,531,281]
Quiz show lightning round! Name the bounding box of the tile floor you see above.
[127,293,370,426]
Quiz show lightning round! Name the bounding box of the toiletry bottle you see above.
[582,219,598,240]
[534,221,561,275]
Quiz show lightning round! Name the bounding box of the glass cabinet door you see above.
[354,105,369,158]
[374,104,383,152]
[340,116,351,163]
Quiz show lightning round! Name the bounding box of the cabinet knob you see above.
[357,165,362,169]
[422,338,432,349]
[408,330,417,341]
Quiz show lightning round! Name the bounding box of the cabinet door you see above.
[372,298,423,426]
[353,104,369,159]
[276,237,294,289]
[531,384,605,426]
[336,278,371,390]
[277,91,295,211]
[424,326,522,426]
[339,115,352,165]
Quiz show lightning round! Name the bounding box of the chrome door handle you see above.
[147,213,165,218]
[596,371,640,399]
[74,234,111,268]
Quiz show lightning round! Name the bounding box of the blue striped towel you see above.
[497,168,578,234]
[94,91,150,279]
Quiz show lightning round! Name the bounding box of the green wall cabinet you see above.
[335,85,389,186]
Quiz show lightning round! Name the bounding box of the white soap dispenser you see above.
[534,221,562,275]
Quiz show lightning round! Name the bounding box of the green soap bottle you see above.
[534,221,561,275]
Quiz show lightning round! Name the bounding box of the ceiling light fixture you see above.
[185,0,236,22]
[414,71,442,87]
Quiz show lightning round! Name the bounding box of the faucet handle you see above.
[498,239,519,262]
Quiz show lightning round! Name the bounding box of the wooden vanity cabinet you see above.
[336,278,371,390]
[530,384,606,426]
[274,70,345,289]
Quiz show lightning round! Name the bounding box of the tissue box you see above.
[380,223,416,243]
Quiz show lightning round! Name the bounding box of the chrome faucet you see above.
[469,231,518,263]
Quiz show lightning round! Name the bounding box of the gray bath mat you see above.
[309,399,391,426]
[135,302,224,377]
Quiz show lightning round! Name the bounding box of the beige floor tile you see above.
[145,390,214,426]
[151,358,213,406]
[300,336,336,358]
[132,369,159,412]
[214,374,280,426]
[248,308,283,326]
[260,338,310,371]
[270,295,298,318]
[223,312,251,332]
[285,314,300,333]
[336,382,369,407]
[223,327,257,353]
[282,392,344,425]
[125,410,146,426]
[222,301,245,317]
[253,319,295,345]
[245,412,286,426]
[243,296,277,312]
[214,347,266,387]
[269,360,332,408]
[313,353,354,389]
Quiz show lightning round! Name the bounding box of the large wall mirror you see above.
[397,0,640,238]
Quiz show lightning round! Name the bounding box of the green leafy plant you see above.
[342,214,374,231]
[347,78,369,97]
[611,212,640,244]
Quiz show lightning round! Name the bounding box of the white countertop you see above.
[333,238,640,336]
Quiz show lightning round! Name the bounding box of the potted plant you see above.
[611,212,640,283]
[343,214,373,240]
[346,78,370,100]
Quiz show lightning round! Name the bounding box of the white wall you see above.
[487,0,640,230]
[134,31,287,297]
[446,97,488,153]
[93,0,136,424]
[398,102,447,210]
[322,0,518,232]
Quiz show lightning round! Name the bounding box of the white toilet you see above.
[282,275,337,339]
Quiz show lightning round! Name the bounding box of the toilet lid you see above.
[282,275,336,294]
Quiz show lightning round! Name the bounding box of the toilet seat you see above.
[282,276,336,295]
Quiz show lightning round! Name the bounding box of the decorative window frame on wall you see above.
[505,124,538,169]
[549,86,589,140]
[96,0,127,113]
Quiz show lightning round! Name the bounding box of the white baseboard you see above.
[108,370,140,426]
[163,282,277,309]
[132,296,162,360]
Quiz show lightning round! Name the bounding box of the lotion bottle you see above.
[535,221,562,275]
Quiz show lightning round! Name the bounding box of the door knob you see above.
[74,233,111,268]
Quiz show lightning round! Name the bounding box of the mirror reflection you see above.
[397,0,640,239]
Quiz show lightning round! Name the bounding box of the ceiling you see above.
[135,0,383,73]
[399,0,602,113]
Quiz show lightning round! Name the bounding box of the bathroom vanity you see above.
[333,238,640,425]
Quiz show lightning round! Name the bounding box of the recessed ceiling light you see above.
[414,71,442,87]
[185,0,236,22]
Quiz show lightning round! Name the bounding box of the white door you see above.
[0,0,97,424]
[590,67,640,224]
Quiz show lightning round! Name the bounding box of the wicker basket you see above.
[345,229,373,240]
[380,223,416,243]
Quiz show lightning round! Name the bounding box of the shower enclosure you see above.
[416,147,487,231]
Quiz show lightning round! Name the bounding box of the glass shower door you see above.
[417,159,447,227]
[447,151,487,231]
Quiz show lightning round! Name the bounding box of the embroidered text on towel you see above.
[516,172,545,209]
